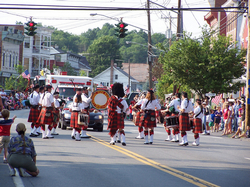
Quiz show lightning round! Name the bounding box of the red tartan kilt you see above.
[135,111,143,126]
[28,107,40,123]
[179,113,190,131]
[53,109,60,123]
[70,111,85,129]
[193,118,203,133]
[117,113,124,129]
[107,111,118,130]
[143,111,156,128]
[36,108,54,125]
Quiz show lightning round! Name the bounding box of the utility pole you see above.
[161,12,177,49]
[173,0,182,94]
[128,59,130,92]
[246,6,250,129]
[147,0,153,89]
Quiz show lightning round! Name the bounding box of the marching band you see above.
[25,83,210,147]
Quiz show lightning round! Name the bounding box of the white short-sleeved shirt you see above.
[40,92,54,107]
[194,106,203,119]
[29,91,40,105]
[169,98,181,112]
[81,94,92,109]
[116,98,128,114]
[141,99,161,111]
[54,98,60,108]
[181,98,194,113]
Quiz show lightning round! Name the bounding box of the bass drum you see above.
[91,90,110,110]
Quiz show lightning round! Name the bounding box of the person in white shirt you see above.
[51,92,61,136]
[115,94,129,146]
[132,94,146,139]
[191,99,204,146]
[36,85,55,139]
[70,88,85,141]
[141,90,161,144]
[28,85,41,137]
[177,92,194,146]
[162,93,181,142]
[0,89,7,109]
[80,87,93,138]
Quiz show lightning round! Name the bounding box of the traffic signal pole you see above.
[147,0,153,89]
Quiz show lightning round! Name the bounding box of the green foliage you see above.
[5,64,28,91]
[158,28,246,99]
[80,70,87,76]
[87,35,120,77]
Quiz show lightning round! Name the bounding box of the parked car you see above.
[58,100,104,132]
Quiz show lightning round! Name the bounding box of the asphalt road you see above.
[0,109,250,187]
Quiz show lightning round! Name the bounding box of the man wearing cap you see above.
[80,87,93,138]
[28,85,41,137]
[36,85,55,139]
[51,92,61,135]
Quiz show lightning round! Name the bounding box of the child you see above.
[214,107,222,132]
[209,109,215,132]
[233,104,246,138]
[0,109,16,163]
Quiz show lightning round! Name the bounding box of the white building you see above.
[0,25,25,86]
[50,47,91,76]
[23,26,54,78]
[93,65,139,92]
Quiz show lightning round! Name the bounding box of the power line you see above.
[0,4,247,12]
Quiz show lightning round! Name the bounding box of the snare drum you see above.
[164,116,179,127]
[78,113,89,127]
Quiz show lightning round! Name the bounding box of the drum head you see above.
[91,90,110,110]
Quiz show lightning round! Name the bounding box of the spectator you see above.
[222,102,231,136]
[8,123,39,177]
[214,106,222,132]
[232,99,241,132]
[0,109,16,163]
[209,109,215,132]
[0,89,7,109]
[232,104,245,138]
[0,95,3,115]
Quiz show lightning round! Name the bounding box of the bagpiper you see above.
[36,85,55,139]
[28,84,41,137]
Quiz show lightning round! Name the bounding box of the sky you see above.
[0,0,210,38]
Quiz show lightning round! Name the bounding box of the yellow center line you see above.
[90,135,219,187]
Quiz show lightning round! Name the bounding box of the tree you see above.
[60,62,77,76]
[5,64,29,91]
[87,35,120,77]
[159,28,246,99]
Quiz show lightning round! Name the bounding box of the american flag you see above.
[21,70,30,79]
[125,85,130,94]
[212,94,222,105]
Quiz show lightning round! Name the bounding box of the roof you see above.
[122,63,148,82]
[94,66,138,82]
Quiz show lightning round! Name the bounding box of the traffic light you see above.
[115,21,128,38]
[24,21,37,36]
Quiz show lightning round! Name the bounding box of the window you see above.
[9,54,11,67]
[115,74,118,79]
[25,42,30,48]
[13,56,15,67]
[2,53,5,67]
[16,56,18,66]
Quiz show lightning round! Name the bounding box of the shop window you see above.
[115,74,118,79]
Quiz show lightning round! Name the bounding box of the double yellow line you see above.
[91,136,219,187]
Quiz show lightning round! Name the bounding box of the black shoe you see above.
[71,136,75,139]
[175,140,179,142]
[122,142,126,146]
[149,142,153,144]
[117,140,121,143]
[206,133,210,135]
[29,133,38,137]
[184,142,189,146]
[110,142,115,145]
[144,142,149,144]
[42,137,49,139]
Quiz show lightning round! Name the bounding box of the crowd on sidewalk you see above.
[0,88,30,110]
